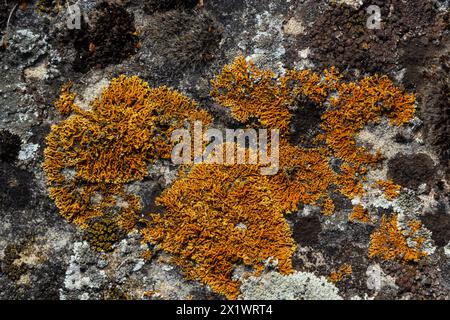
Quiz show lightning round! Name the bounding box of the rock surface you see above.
[0,0,449,300]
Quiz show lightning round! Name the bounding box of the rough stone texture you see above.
[0,0,449,300]
[239,270,343,300]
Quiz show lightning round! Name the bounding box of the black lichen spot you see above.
[289,0,444,78]
[83,215,125,252]
[0,243,28,281]
[387,153,435,190]
[141,182,165,215]
[291,215,321,246]
[0,162,32,211]
[0,129,21,163]
[289,99,323,147]
[419,52,450,167]
[142,9,222,78]
[421,206,450,247]
[61,2,139,73]
[143,0,198,14]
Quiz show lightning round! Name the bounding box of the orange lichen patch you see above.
[268,144,337,213]
[328,263,352,283]
[318,75,415,201]
[212,57,415,205]
[349,204,370,223]
[45,58,418,298]
[285,67,340,105]
[368,215,427,263]
[321,75,415,164]
[44,75,212,228]
[211,56,293,133]
[54,82,81,116]
[336,163,366,199]
[210,58,342,134]
[141,163,296,299]
[145,86,212,159]
[141,250,153,261]
[376,180,401,200]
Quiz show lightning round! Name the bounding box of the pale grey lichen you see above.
[239,271,342,300]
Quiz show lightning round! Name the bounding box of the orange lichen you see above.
[368,215,427,263]
[141,59,417,298]
[268,144,337,213]
[320,75,415,165]
[349,204,370,223]
[141,250,153,261]
[328,263,353,283]
[45,57,418,299]
[337,163,366,199]
[141,163,296,299]
[376,180,401,200]
[44,75,212,228]
[211,56,293,133]
[54,81,80,116]
[211,57,415,204]
[210,57,341,135]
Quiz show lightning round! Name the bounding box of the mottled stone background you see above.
[0,0,449,299]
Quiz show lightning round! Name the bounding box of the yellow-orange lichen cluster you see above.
[142,57,418,297]
[376,180,401,200]
[211,57,340,134]
[349,204,370,223]
[43,75,211,229]
[328,263,353,283]
[369,215,427,263]
[209,57,415,205]
[142,164,296,299]
[45,57,420,300]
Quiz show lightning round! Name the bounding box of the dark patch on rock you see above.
[387,153,435,190]
[288,0,445,78]
[140,181,165,215]
[0,243,29,281]
[289,99,323,146]
[139,9,222,81]
[206,0,248,18]
[395,265,416,293]
[421,208,450,247]
[143,0,198,14]
[0,162,32,211]
[26,259,68,299]
[319,224,373,297]
[442,260,450,290]
[291,215,321,246]
[0,2,8,33]
[418,52,450,167]
[329,185,353,212]
[0,129,21,163]
[57,2,139,73]
[393,132,413,144]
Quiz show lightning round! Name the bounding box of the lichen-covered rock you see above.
[239,271,342,300]
[0,0,449,301]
